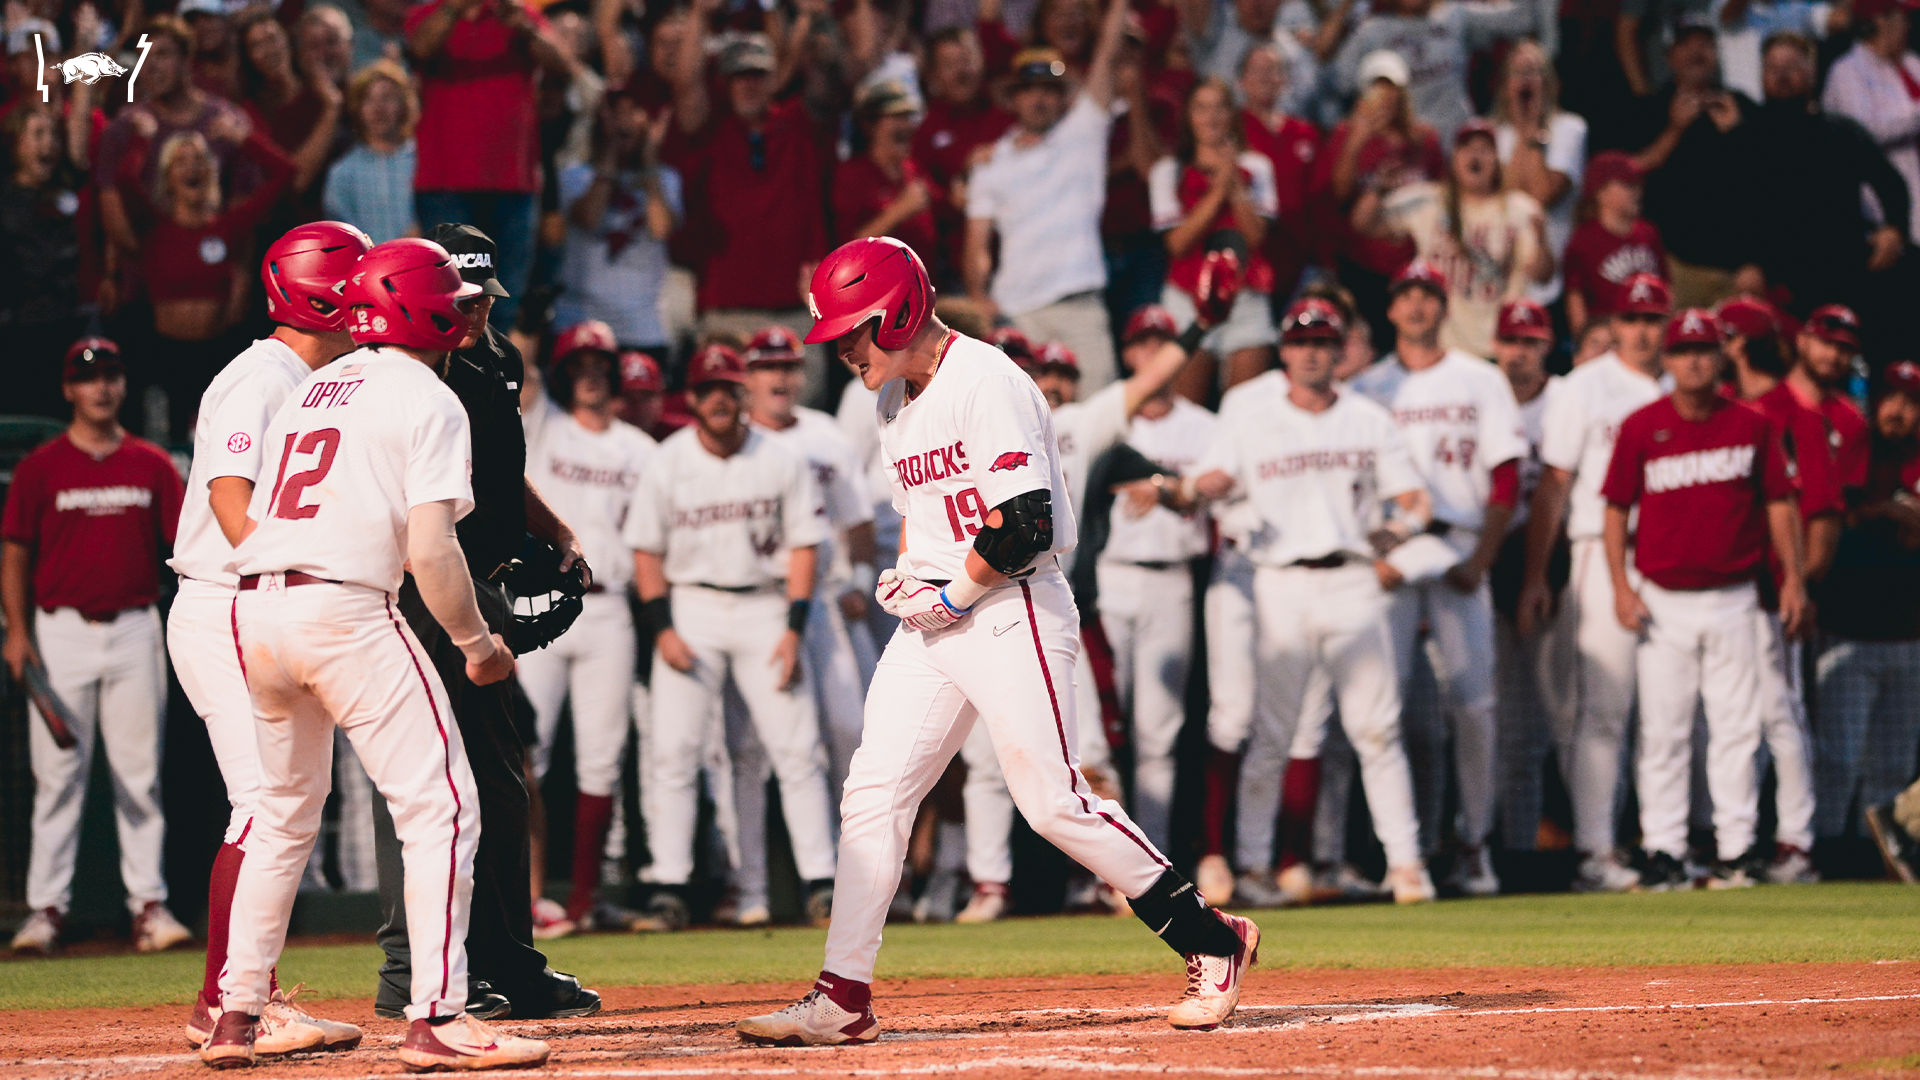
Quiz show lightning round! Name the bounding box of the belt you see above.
[921,562,1049,590]
[1288,553,1352,570]
[238,571,342,591]
[1123,560,1180,571]
[46,606,137,624]
[685,582,774,594]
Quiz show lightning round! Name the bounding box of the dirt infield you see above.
[4,962,1917,1079]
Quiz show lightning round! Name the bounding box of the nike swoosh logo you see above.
[1214,957,1238,993]
[993,622,1019,636]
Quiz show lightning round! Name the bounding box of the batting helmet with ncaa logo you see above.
[262,221,372,333]
[344,238,482,351]
[804,236,934,349]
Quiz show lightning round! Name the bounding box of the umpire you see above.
[369,223,602,1020]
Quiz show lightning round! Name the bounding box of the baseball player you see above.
[1517,272,1671,893]
[209,238,547,1071]
[1349,260,1527,897]
[168,222,371,1052]
[1187,297,1437,905]
[617,350,671,439]
[515,320,658,936]
[739,237,1257,1045]
[624,343,837,932]
[1717,296,1843,885]
[3,340,190,955]
[1790,305,1871,497]
[1601,308,1807,890]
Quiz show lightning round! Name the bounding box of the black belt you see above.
[923,563,1047,590]
[238,571,342,591]
[1123,560,1180,571]
[1288,554,1352,570]
[685,582,772,594]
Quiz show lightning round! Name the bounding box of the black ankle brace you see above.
[1130,870,1242,957]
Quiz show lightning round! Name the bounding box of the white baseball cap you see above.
[1357,49,1411,88]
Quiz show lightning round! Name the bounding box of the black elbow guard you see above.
[972,489,1054,576]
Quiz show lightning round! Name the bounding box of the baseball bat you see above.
[22,655,79,750]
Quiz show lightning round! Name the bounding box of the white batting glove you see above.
[876,568,970,632]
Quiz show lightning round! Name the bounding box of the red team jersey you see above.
[1738,383,1845,520]
[1,433,184,618]
[1602,396,1793,591]
[1561,219,1667,321]
[1795,385,1870,492]
[832,155,939,258]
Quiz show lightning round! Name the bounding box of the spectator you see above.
[1332,0,1546,150]
[2,339,190,957]
[668,21,829,398]
[556,87,682,351]
[1562,151,1667,333]
[0,107,89,420]
[406,0,573,331]
[297,6,356,92]
[1238,42,1323,313]
[966,0,1130,392]
[180,0,241,102]
[1617,0,1712,96]
[1099,30,1170,363]
[1490,39,1586,306]
[331,0,412,73]
[1821,0,1920,246]
[1185,0,1286,87]
[234,9,345,220]
[1355,120,1550,357]
[1150,77,1278,394]
[834,82,937,258]
[323,59,419,243]
[1713,0,1841,100]
[1313,50,1445,344]
[912,27,1013,285]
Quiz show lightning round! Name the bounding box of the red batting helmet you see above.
[1804,304,1862,350]
[553,320,618,364]
[262,221,373,333]
[345,238,482,351]
[687,344,747,387]
[804,236,935,349]
[620,350,663,393]
[745,325,806,365]
[1123,305,1179,345]
[1388,259,1448,299]
[1280,298,1345,343]
[1617,273,1672,317]
[1663,307,1723,351]
[1495,297,1552,342]
[989,326,1036,365]
[1034,341,1079,375]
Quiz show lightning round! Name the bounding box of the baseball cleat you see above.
[805,882,835,928]
[134,901,194,953]
[396,1014,549,1072]
[199,1010,260,1069]
[1230,870,1286,908]
[737,986,880,1046]
[1195,855,1235,908]
[1866,803,1920,883]
[632,892,689,932]
[187,995,330,1055]
[1572,850,1640,893]
[10,907,61,954]
[1763,844,1819,885]
[1386,864,1435,904]
[1635,850,1692,892]
[1447,846,1501,897]
[272,985,362,1050]
[1705,849,1764,890]
[1275,863,1313,906]
[1168,912,1260,1030]
[531,897,575,939]
[955,882,1009,923]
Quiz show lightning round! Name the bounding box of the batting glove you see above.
[1193,248,1243,329]
[876,568,971,632]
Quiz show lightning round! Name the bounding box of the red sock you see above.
[566,793,617,923]
[201,841,245,1008]
[815,970,871,1012]
[1202,749,1241,857]
[1276,757,1322,871]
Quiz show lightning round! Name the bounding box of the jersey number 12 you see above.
[268,429,342,520]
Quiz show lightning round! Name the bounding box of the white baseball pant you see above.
[1203,543,1257,754]
[720,679,773,909]
[168,581,258,847]
[1246,563,1422,869]
[826,574,1168,983]
[1754,609,1815,850]
[643,586,836,886]
[519,592,636,799]
[1095,561,1194,854]
[1238,666,1331,870]
[26,605,168,914]
[1385,531,1498,849]
[224,581,479,1020]
[806,584,871,802]
[1561,537,1640,856]
[1634,580,1766,862]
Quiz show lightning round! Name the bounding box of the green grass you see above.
[4,883,1917,1012]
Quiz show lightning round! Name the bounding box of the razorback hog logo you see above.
[59,52,128,84]
[988,451,1031,472]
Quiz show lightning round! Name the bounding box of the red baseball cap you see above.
[1035,341,1079,375]
[744,325,805,365]
[1388,259,1448,299]
[1714,296,1779,340]
[619,350,663,393]
[1617,273,1673,317]
[1663,307,1723,351]
[1883,359,1920,399]
[63,336,123,382]
[687,344,747,387]
[989,326,1036,365]
[1279,297,1345,343]
[1804,304,1862,350]
[1455,118,1499,146]
[1581,150,1643,200]
[1123,304,1179,345]
[552,320,618,364]
[1496,297,1552,341]
[1855,0,1919,21]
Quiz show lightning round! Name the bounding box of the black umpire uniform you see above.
[369,223,600,1020]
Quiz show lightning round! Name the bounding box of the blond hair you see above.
[346,59,418,143]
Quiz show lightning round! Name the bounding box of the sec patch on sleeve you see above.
[227,433,252,453]
[988,451,1031,472]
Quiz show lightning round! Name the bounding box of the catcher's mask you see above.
[492,536,592,655]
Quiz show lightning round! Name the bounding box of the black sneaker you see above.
[805,881,834,927]
[1704,849,1762,890]
[1636,850,1691,892]
[633,891,689,932]
[1866,803,1920,884]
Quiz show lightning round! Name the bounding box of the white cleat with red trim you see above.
[737,985,880,1047]
[396,1014,549,1072]
[1168,912,1260,1030]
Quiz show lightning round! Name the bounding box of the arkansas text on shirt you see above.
[1,433,183,619]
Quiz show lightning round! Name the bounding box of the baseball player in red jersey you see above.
[1716,296,1843,884]
[1790,305,1871,494]
[3,340,188,956]
[1601,308,1808,891]
[739,237,1256,1045]
[168,222,372,1052]
[208,239,547,1071]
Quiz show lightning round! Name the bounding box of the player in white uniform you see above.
[1516,272,1671,893]
[1187,297,1437,905]
[514,320,657,937]
[1347,261,1526,896]
[210,238,548,1072]
[168,223,371,1056]
[739,237,1257,1046]
[624,344,837,932]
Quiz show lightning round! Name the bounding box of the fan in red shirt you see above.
[1562,151,1667,335]
[1790,303,1872,494]
[833,83,938,259]
[1601,307,1806,887]
[1238,42,1322,305]
[912,28,1014,281]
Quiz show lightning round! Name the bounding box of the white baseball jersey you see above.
[1102,397,1215,564]
[1201,388,1423,567]
[836,380,902,537]
[170,337,312,586]
[1209,371,1288,546]
[232,349,473,592]
[878,333,1078,583]
[1506,375,1561,534]
[1537,352,1663,541]
[623,426,826,587]
[523,396,656,592]
[1351,350,1527,531]
[752,407,873,574]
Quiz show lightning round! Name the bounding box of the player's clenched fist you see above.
[465,633,517,686]
[876,568,969,632]
[655,627,697,673]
